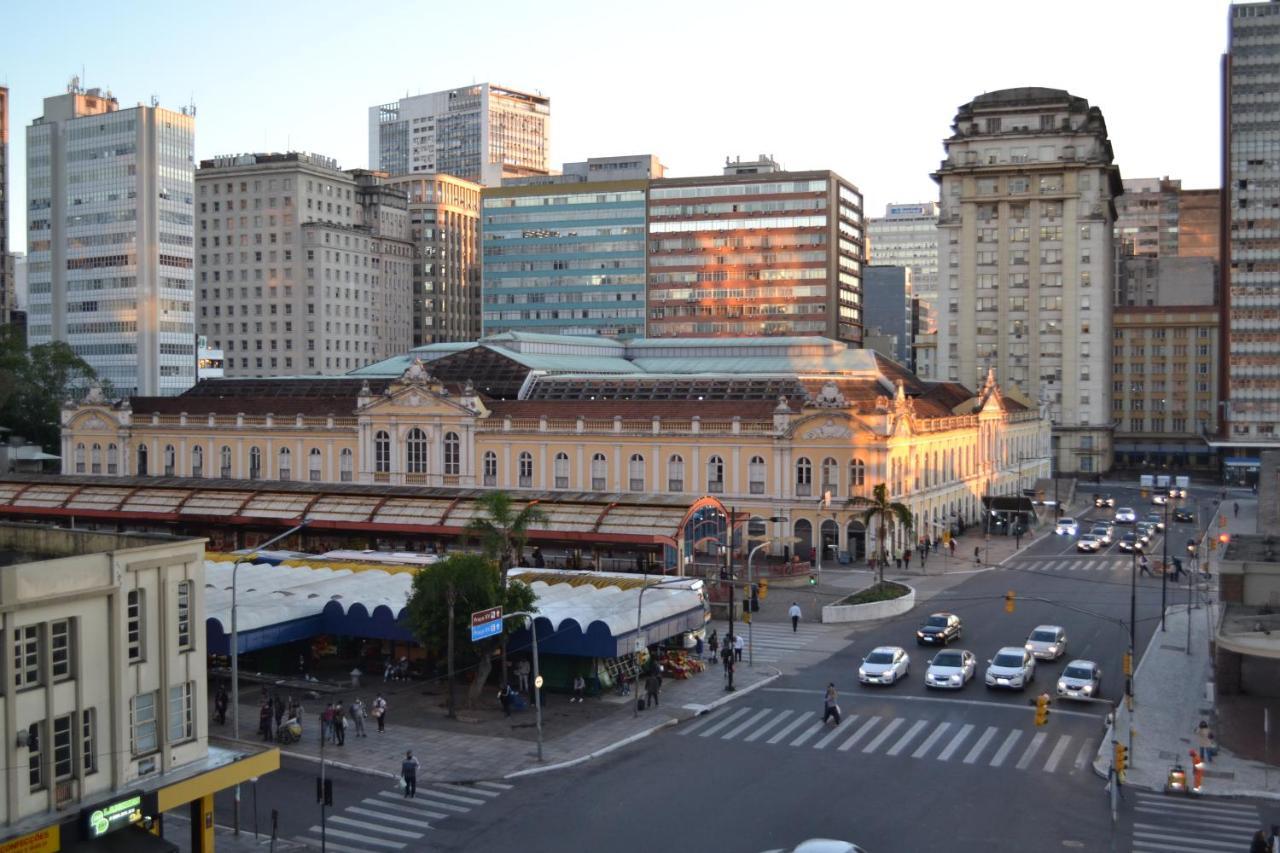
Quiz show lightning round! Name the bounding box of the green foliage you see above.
[465,491,549,575]
[0,326,111,452]
[402,553,538,662]
[849,483,914,585]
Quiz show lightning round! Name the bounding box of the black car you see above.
[1174,509,1196,523]
[1118,532,1146,553]
[916,612,963,645]
[1094,494,1115,508]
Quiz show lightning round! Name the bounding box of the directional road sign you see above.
[470,607,503,642]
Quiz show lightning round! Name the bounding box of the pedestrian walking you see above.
[350,698,367,737]
[708,630,719,663]
[920,546,928,568]
[949,538,956,556]
[321,703,335,743]
[516,659,531,693]
[259,701,273,741]
[695,634,704,659]
[822,683,841,726]
[974,545,981,565]
[1235,502,1240,518]
[373,694,387,733]
[499,683,515,717]
[273,695,285,729]
[334,705,346,746]
[721,645,733,680]
[1195,721,1215,763]
[572,674,585,703]
[1251,829,1268,853]
[734,633,744,662]
[214,686,228,725]
[644,671,661,708]
[904,549,912,570]
[789,601,802,633]
[401,751,419,799]
[1170,557,1185,583]
[894,551,902,570]
[1139,555,1153,577]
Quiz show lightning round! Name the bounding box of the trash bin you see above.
[637,698,646,712]
[350,668,362,688]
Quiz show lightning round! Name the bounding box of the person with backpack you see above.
[372,694,387,733]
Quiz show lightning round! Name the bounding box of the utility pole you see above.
[725,507,737,692]
[1128,545,1137,766]
[1161,494,1170,631]
[446,584,457,719]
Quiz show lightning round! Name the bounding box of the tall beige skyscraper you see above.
[934,87,1122,474]
[0,86,11,325]
[25,82,196,396]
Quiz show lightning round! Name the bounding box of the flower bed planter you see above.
[822,581,915,623]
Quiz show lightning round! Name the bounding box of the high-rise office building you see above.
[1218,3,1280,469]
[1114,177,1182,259]
[645,170,865,343]
[369,84,550,186]
[934,87,1122,474]
[26,83,196,396]
[867,202,940,309]
[0,86,10,326]
[385,173,482,344]
[195,152,413,377]
[862,265,915,368]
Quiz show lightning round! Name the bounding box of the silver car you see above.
[858,646,909,685]
[1056,659,1102,701]
[924,649,976,689]
[985,646,1036,690]
[1090,524,1114,545]
[1025,625,1068,660]
[1114,507,1137,524]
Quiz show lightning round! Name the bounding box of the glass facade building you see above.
[481,181,647,337]
[26,88,195,397]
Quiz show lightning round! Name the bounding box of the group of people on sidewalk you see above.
[211,684,389,745]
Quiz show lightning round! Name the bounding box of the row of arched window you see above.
[372,430,462,475]
[79,443,355,481]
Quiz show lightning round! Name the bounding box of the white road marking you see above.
[1014,731,1047,770]
[767,711,814,745]
[722,708,772,740]
[862,718,904,753]
[416,789,485,806]
[789,720,827,747]
[377,790,469,814]
[760,687,1101,719]
[1072,740,1093,772]
[886,719,929,756]
[936,723,974,761]
[698,706,754,738]
[813,715,854,750]
[437,783,499,798]
[328,815,423,839]
[838,716,881,752]
[309,827,404,849]
[744,709,792,742]
[988,730,1023,767]
[962,726,999,764]
[476,781,513,791]
[365,798,448,821]
[911,722,952,759]
[1042,735,1072,773]
[345,806,432,830]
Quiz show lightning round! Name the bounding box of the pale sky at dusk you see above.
[2,0,1236,254]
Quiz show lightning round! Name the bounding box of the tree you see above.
[403,553,536,711]
[0,326,111,452]
[850,483,913,587]
[465,491,548,688]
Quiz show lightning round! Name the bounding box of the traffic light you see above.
[758,578,769,600]
[750,584,760,612]
[1114,742,1128,780]
[1004,590,1015,613]
[1122,651,1132,677]
[808,574,817,586]
[1034,693,1050,726]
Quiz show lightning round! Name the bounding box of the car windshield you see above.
[933,652,963,667]
[993,653,1024,668]
[1122,534,1136,542]
[866,651,895,664]
[926,616,949,628]
[1031,630,1057,642]
[1059,519,1075,526]
[1063,665,1094,679]
[1091,527,1107,534]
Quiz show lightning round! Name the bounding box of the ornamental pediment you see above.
[785,412,875,442]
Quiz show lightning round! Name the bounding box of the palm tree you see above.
[850,483,913,587]
[466,491,548,687]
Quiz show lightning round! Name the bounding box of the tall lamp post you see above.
[1161,491,1171,631]
[633,578,701,717]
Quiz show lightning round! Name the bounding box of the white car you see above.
[1090,524,1114,545]
[1057,659,1102,701]
[1152,493,1168,506]
[1114,507,1137,524]
[1075,534,1102,553]
[1025,625,1068,660]
[924,649,976,689]
[1055,518,1079,536]
[858,646,909,686]
[985,646,1036,690]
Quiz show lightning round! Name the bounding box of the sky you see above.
[2,0,1238,256]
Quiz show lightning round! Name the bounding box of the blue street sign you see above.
[471,619,502,642]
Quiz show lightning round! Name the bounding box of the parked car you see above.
[858,646,909,686]
[916,612,963,646]
[1090,524,1114,545]
[1114,507,1137,524]
[1144,513,1165,532]
[1056,659,1102,701]
[1094,494,1115,508]
[1055,518,1079,536]
[924,649,977,690]
[1174,509,1196,523]
[985,646,1036,690]
[1076,534,1103,553]
[1025,625,1068,660]
[1118,532,1145,553]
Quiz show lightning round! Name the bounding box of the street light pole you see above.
[1129,542,1137,765]
[632,577,696,717]
[1161,494,1170,631]
[504,611,543,760]
[745,542,771,668]
[725,508,736,692]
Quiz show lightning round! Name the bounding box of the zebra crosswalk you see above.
[677,705,1096,776]
[1021,557,1152,573]
[290,779,513,852]
[1129,789,1262,852]
[707,620,842,666]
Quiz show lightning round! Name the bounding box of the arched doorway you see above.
[793,519,813,562]
[820,519,840,563]
[846,519,866,561]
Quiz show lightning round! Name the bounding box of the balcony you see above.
[795,483,812,497]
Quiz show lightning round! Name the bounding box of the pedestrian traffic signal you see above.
[1034,693,1050,726]
[1004,590,1015,613]
[808,574,817,586]
[1114,742,1128,780]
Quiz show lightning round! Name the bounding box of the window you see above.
[14,625,39,688]
[340,448,353,482]
[220,446,232,478]
[107,443,118,475]
[168,682,194,743]
[127,589,144,662]
[707,455,724,493]
[131,691,159,755]
[822,457,838,491]
[749,456,766,495]
[518,452,533,488]
[483,451,498,486]
[629,454,645,492]
[668,455,685,492]
[249,447,262,479]
[554,453,570,489]
[591,453,608,491]
[82,709,97,775]
[137,443,148,476]
[375,431,391,474]
[28,722,43,791]
[275,446,291,480]
[51,620,71,681]
[308,448,322,481]
[53,715,73,781]
[795,457,812,496]
[405,428,428,474]
[176,581,192,651]
[188,445,203,478]
[444,432,460,476]
[849,458,866,493]
[91,443,101,474]
[164,445,176,477]
[75,443,86,473]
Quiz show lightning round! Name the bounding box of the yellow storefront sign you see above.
[0,825,60,853]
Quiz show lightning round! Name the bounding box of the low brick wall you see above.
[822,583,916,623]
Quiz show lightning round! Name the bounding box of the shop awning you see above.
[63,826,178,852]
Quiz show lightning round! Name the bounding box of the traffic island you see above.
[821,581,915,623]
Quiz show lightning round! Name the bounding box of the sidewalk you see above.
[214,657,780,784]
[1096,494,1280,799]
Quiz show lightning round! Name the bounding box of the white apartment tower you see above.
[26,83,196,396]
[867,202,941,306]
[195,153,413,377]
[369,84,550,186]
[934,87,1122,474]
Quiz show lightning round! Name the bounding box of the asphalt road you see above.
[192,483,1278,852]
